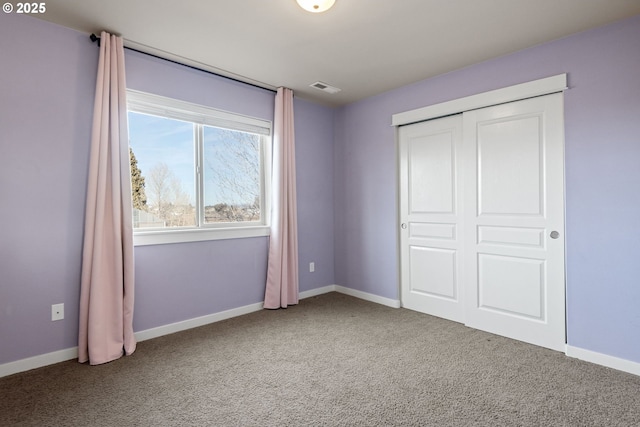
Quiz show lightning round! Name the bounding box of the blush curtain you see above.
[264,87,299,309]
[78,32,136,365]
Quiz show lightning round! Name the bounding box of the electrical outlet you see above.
[309,262,315,273]
[51,303,64,321]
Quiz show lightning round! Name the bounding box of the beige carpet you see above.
[1,292,639,426]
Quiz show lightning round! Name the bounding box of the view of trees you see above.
[204,129,261,223]
[129,148,147,210]
[145,162,195,227]
[130,128,261,229]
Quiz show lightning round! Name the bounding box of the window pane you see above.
[203,126,261,223]
[128,111,196,228]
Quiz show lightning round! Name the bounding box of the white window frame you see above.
[127,90,272,246]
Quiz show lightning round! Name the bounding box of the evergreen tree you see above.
[129,147,147,210]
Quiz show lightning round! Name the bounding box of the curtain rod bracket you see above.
[90,33,100,47]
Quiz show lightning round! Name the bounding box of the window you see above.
[127,90,271,245]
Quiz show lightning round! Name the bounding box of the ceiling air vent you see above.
[310,81,341,94]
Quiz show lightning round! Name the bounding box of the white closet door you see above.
[463,93,566,351]
[399,115,464,323]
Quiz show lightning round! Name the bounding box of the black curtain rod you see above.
[89,34,277,94]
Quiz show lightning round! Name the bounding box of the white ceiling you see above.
[37,0,640,106]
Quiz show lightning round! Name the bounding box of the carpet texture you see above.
[1,292,639,426]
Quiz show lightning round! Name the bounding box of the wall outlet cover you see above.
[51,303,64,321]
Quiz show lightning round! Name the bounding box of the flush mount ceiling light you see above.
[296,0,336,13]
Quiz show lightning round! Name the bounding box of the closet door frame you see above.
[393,74,568,349]
[392,74,567,128]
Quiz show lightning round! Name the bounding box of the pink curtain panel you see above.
[78,31,136,365]
[264,87,299,309]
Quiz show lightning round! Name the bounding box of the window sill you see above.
[133,226,270,246]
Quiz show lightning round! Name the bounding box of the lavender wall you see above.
[294,99,335,292]
[0,14,96,364]
[0,14,335,364]
[333,15,640,363]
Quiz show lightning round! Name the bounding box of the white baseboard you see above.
[0,286,337,378]
[128,285,398,343]
[299,285,336,299]
[566,345,640,377]
[301,284,402,309]
[136,287,342,343]
[334,285,402,308]
[134,302,264,342]
[0,347,78,378]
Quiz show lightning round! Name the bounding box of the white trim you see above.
[300,284,402,308]
[566,345,640,377]
[127,89,272,135]
[137,286,338,341]
[0,301,268,378]
[127,89,273,245]
[7,288,639,379]
[0,347,78,378]
[134,302,264,342]
[334,285,402,308]
[0,286,336,378]
[391,74,567,127]
[299,285,337,299]
[134,226,270,246]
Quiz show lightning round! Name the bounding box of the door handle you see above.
[401,223,408,229]
[550,231,559,239]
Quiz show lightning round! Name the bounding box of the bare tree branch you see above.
[204,129,261,223]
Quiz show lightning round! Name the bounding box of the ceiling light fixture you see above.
[296,0,336,13]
